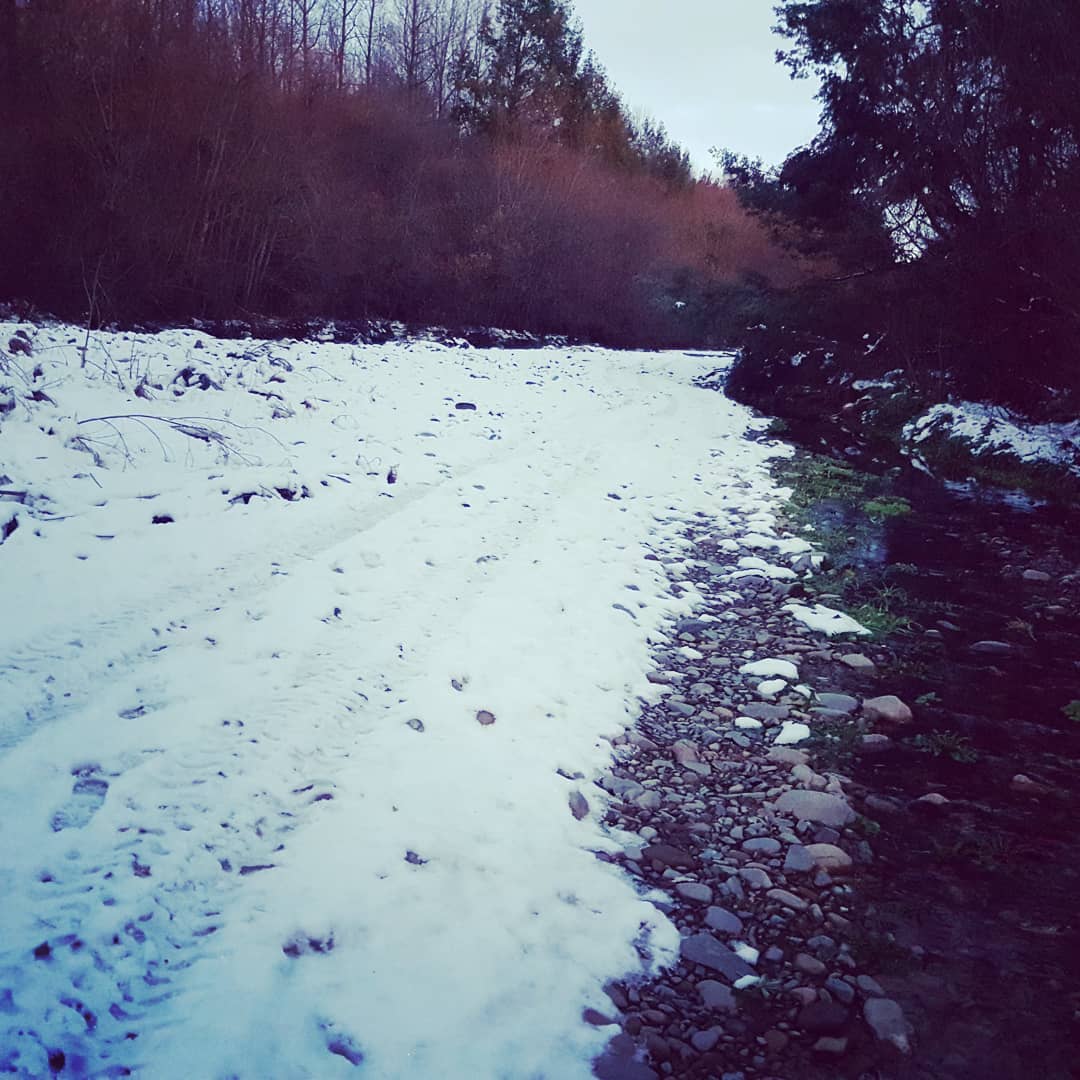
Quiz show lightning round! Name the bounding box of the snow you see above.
[784,602,871,637]
[739,658,798,681]
[0,321,801,1078]
[774,721,812,746]
[756,678,789,700]
[905,401,1080,473]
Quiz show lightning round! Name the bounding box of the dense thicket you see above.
[0,0,804,344]
[726,0,1080,409]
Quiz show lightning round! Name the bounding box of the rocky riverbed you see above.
[588,453,1080,1080]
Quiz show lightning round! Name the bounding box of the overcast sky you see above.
[571,0,822,176]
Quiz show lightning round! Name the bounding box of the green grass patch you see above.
[863,496,913,521]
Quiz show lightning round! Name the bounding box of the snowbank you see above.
[0,321,794,1078]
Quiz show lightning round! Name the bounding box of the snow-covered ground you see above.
[904,401,1080,474]
[1,323,797,1078]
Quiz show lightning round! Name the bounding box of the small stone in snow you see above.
[568,791,589,820]
[476,710,496,726]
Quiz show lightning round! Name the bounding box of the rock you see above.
[797,1000,848,1033]
[741,703,789,723]
[594,1039,660,1080]
[634,790,662,810]
[643,844,697,869]
[680,934,755,981]
[859,734,892,754]
[783,845,815,873]
[862,695,913,726]
[704,907,743,935]
[763,1029,789,1054]
[767,746,809,766]
[742,837,780,856]
[791,763,827,790]
[584,1008,618,1026]
[739,867,773,890]
[476,709,496,726]
[672,739,700,765]
[915,792,949,808]
[698,980,739,1012]
[970,640,1013,656]
[863,998,912,1053]
[840,654,876,672]
[813,1036,849,1055]
[803,843,853,873]
[773,790,856,828]
[734,716,762,731]
[1011,773,1053,797]
[794,953,827,976]
[1022,569,1051,583]
[569,791,589,820]
[767,888,808,912]
[856,975,885,998]
[816,693,859,714]
[690,1027,723,1052]
[676,882,713,904]
[825,976,855,1004]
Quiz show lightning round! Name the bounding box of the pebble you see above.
[690,1027,723,1052]
[803,843,853,873]
[863,998,912,1053]
[840,653,876,672]
[675,881,713,904]
[783,844,815,873]
[813,1036,849,1055]
[679,934,755,981]
[797,1000,848,1033]
[767,888,808,912]
[861,695,913,726]
[739,867,773,889]
[569,791,590,820]
[698,980,738,1012]
[741,837,781,856]
[772,789,856,827]
[704,907,743,935]
[815,692,859,714]
[794,953,827,976]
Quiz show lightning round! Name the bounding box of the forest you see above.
[0,0,807,345]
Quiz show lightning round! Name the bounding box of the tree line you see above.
[0,0,807,344]
[725,0,1080,410]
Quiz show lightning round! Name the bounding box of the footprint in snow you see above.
[50,770,109,832]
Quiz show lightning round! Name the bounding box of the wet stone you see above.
[680,933,755,981]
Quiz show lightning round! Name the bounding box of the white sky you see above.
[571,0,823,175]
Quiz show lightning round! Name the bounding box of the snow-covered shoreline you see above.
[0,323,806,1077]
